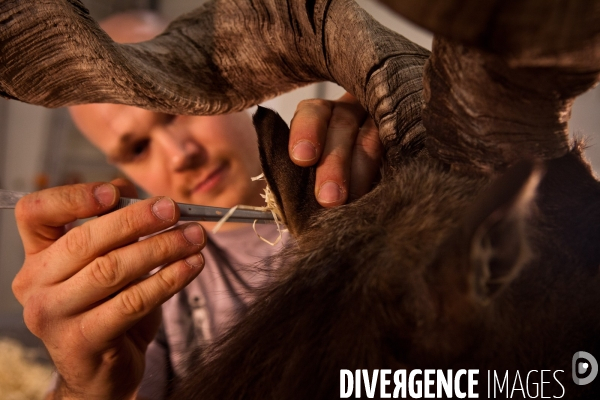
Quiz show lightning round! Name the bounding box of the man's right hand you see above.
[11,179,206,400]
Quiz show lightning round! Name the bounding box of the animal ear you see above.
[463,161,544,301]
[253,106,322,237]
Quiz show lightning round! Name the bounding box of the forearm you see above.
[44,374,139,400]
[45,391,146,400]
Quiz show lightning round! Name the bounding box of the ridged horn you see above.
[0,0,430,158]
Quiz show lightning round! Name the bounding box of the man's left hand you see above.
[289,92,382,207]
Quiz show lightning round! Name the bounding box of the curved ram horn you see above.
[423,38,600,172]
[378,0,600,171]
[0,0,429,158]
[379,0,600,69]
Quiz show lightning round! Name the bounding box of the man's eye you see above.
[163,114,176,126]
[131,139,150,157]
[108,138,151,165]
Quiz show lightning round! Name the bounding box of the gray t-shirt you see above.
[138,224,285,399]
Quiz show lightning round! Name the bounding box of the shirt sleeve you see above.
[137,325,171,400]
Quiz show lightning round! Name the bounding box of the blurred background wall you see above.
[0,0,599,345]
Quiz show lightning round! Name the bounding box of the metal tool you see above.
[0,189,275,224]
[0,189,27,209]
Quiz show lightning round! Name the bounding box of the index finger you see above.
[46,196,181,283]
[16,182,119,255]
[289,99,332,166]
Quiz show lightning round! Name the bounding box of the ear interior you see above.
[253,106,322,237]
[464,161,544,301]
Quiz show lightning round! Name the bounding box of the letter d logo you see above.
[572,351,598,385]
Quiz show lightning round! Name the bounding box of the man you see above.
[11,11,381,400]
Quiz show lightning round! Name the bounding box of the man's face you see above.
[70,103,265,208]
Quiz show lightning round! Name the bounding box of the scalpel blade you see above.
[0,190,275,224]
[0,190,28,209]
[116,197,275,224]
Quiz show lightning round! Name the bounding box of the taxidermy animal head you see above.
[1,0,600,398]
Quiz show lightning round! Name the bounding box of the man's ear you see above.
[462,161,544,302]
[253,106,322,237]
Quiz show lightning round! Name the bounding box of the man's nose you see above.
[158,127,206,172]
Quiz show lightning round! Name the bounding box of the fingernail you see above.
[152,197,175,221]
[183,223,205,246]
[317,181,343,204]
[185,253,204,268]
[292,140,317,162]
[93,184,116,207]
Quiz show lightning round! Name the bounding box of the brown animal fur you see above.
[171,109,600,399]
